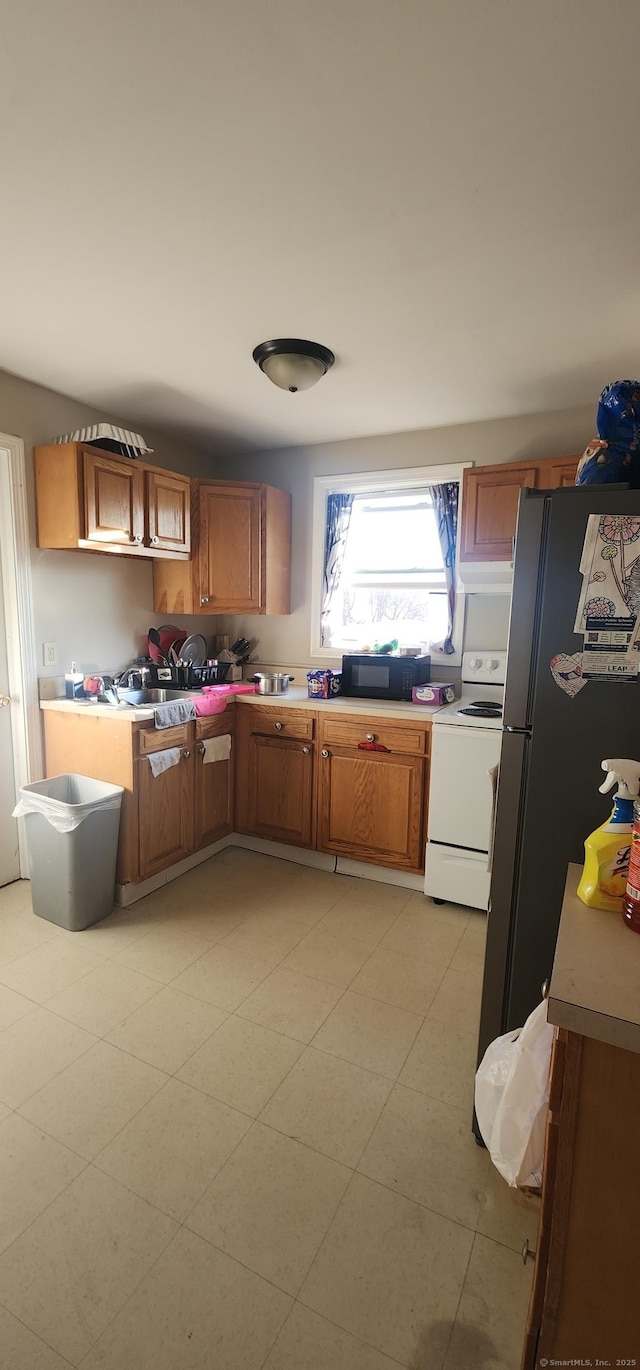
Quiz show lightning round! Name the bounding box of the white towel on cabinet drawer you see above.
[148,747,181,777]
[201,734,232,763]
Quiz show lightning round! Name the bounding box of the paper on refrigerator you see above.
[574,514,640,679]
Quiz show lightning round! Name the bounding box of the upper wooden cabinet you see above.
[35,443,191,560]
[153,480,292,616]
[199,483,262,612]
[460,454,580,562]
[146,469,191,554]
[83,449,145,548]
[541,456,581,488]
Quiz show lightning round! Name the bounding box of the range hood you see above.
[457,559,513,594]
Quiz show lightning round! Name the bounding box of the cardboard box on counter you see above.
[412,682,456,706]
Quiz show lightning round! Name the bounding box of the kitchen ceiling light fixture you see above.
[252,338,335,393]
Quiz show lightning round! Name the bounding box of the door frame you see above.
[0,433,42,875]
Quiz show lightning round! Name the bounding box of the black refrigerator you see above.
[476,484,640,1085]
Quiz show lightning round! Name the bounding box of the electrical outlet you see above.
[43,642,57,667]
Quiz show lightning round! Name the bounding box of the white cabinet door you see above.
[428,724,502,853]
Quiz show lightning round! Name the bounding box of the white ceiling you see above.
[2,0,639,453]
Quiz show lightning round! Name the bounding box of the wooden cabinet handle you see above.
[321,748,329,758]
[183,749,191,759]
[522,1238,536,1265]
[302,746,310,755]
[198,743,206,756]
[151,535,159,545]
[366,733,375,742]
[201,595,210,604]
[274,721,283,731]
[133,533,143,544]
[541,979,550,1000]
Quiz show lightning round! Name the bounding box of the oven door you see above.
[428,724,502,852]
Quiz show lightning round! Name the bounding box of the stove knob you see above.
[489,659,499,670]
[470,657,482,669]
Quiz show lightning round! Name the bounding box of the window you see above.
[325,490,448,649]
[311,464,468,664]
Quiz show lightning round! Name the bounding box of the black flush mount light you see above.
[252,338,335,393]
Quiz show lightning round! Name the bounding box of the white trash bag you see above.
[474,999,554,1189]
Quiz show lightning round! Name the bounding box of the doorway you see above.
[0,434,41,886]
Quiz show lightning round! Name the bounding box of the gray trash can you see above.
[14,774,124,931]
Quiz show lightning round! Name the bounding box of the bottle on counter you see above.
[623,799,640,933]
[64,661,84,699]
[577,758,640,913]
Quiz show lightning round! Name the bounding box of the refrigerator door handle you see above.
[504,726,533,737]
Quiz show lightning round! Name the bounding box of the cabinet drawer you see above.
[137,723,192,755]
[243,707,315,741]
[196,712,235,740]
[320,717,428,755]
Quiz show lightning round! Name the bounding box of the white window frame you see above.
[310,463,470,668]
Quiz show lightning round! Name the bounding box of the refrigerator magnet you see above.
[549,652,587,698]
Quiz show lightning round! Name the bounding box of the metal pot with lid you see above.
[250,673,295,695]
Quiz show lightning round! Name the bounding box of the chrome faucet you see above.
[115,665,152,690]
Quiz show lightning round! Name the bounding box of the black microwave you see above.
[341,653,431,701]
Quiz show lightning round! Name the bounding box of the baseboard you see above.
[335,857,424,890]
[228,834,336,870]
[115,836,233,905]
[115,833,426,905]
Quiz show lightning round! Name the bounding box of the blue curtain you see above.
[321,493,354,646]
[429,482,459,655]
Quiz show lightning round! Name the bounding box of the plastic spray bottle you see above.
[577,759,640,913]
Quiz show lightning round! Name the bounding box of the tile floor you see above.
[0,849,538,1369]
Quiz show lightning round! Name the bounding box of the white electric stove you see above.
[425,651,506,910]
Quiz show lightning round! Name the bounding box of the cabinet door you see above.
[198,484,262,612]
[83,450,145,548]
[540,456,579,488]
[147,470,191,554]
[245,734,314,846]
[318,745,425,871]
[194,734,234,847]
[460,465,538,561]
[137,748,194,879]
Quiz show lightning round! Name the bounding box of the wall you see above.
[213,402,594,675]
[1,363,596,682]
[0,368,217,677]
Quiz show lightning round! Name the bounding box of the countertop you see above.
[235,686,441,721]
[40,687,442,725]
[548,863,640,1054]
[41,698,160,722]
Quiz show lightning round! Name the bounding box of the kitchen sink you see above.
[113,688,203,707]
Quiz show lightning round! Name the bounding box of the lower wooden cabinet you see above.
[42,702,430,889]
[318,745,425,871]
[246,734,315,846]
[137,714,235,879]
[234,708,316,847]
[42,708,235,889]
[522,1027,640,1367]
[194,731,234,848]
[234,705,430,872]
[137,745,194,880]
